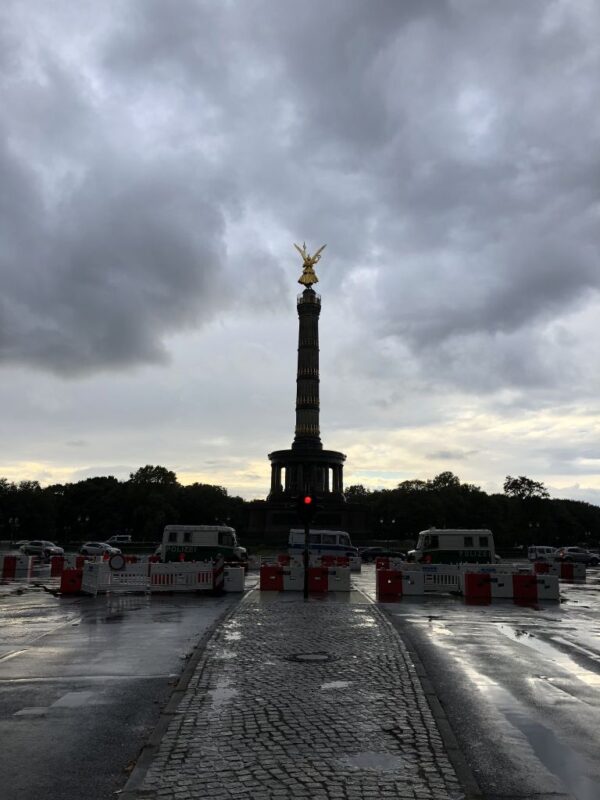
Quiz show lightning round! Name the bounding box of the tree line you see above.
[346,472,600,549]
[1,465,598,549]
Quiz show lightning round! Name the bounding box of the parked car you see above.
[107,534,132,545]
[80,541,122,556]
[554,546,599,566]
[19,540,64,558]
[360,547,406,563]
[527,545,556,561]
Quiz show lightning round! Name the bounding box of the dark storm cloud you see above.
[1,0,599,390]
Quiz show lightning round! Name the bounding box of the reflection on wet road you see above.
[0,589,240,800]
[356,564,600,799]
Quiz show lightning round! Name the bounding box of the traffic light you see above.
[296,493,319,525]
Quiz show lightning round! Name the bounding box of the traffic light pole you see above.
[303,520,310,599]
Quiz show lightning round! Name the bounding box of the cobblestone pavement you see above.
[126,591,466,800]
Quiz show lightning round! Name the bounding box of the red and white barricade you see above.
[79,559,220,595]
[533,560,586,583]
[259,563,351,592]
[212,557,225,593]
[376,569,425,601]
[1,554,33,582]
[463,570,559,603]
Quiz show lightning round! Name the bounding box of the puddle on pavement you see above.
[209,679,238,711]
[214,648,236,660]
[320,681,351,690]
[496,624,600,688]
[339,751,404,772]
[478,680,600,800]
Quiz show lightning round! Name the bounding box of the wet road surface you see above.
[356,564,600,799]
[0,588,242,800]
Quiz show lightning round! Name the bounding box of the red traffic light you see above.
[303,496,313,505]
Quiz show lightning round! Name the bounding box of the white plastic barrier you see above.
[402,571,425,595]
[282,566,304,590]
[534,574,560,600]
[349,556,362,573]
[224,566,245,592]
[328,566,351,591]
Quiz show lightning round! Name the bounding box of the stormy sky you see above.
[1,0,600,504]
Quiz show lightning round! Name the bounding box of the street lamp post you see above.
[379,516,396,549]
[8,516,20,543]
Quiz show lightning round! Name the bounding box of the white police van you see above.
[408,528,498,564]
[288,529,361,571]
[160,525,247,567]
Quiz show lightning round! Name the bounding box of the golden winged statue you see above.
[294,242,326,287]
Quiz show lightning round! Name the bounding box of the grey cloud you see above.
[1,0,600,399]
[426,450,477,461]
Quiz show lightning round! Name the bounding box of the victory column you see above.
[248,244,368,541]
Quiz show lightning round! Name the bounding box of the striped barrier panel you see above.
[79,560,218,595]
[151,563,213,593]
[212,557,225,593]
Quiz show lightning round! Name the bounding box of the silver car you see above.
[555,546,599,566]
[20,540,65,558]
[80,541,122,556]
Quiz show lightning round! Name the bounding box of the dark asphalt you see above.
[354,566,600,800]
[0,590,241,800]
